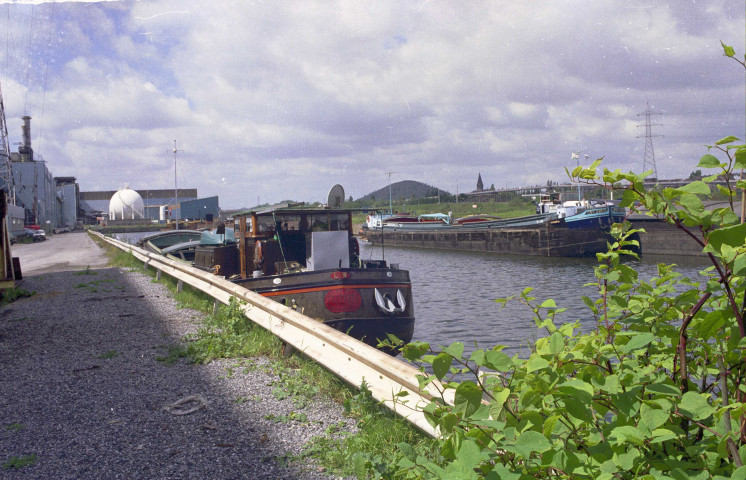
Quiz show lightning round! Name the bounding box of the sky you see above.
[0,0,744,209]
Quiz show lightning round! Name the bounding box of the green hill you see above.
[356,180,450,203]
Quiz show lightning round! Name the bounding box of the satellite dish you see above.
[327,184,345,208]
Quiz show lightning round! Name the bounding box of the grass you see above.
[0,287,35,308]
[5,423,25,432]
[97,349,120,359]
[2,454,37,471]
[90,229,434,478]
[73,266,97,276]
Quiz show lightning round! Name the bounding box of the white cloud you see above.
[0,0,743,208]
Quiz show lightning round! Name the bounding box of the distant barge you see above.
[362,220,618,257]
[362,201,628,257]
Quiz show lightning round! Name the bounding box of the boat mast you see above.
[385,170,396,215]
[172,140,179,230]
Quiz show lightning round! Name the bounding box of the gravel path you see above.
[0,266,354,479]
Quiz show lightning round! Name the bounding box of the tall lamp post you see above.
[571,149,589,203]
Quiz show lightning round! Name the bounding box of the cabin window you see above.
[307,213,349,232]
[276,215,301,231]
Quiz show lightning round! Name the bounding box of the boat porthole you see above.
[386,272,393,277]
[273,278,282,285]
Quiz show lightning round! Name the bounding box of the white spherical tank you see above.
[109,187,144,220]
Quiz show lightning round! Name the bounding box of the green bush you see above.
[391,42,746,480]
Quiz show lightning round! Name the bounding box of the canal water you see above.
[117,232,710,357]
[360,241,710,357]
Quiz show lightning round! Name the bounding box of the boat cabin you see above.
[232,207,360,279]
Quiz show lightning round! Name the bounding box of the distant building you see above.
[80,188,198,223]
[109,187,145,220]
[10,116,57,229]
[54,176,79,229]
[180,196,219,222]
[476,173,484,192]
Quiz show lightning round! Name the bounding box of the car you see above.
[32,229,46,241]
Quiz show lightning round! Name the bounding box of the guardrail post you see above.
[156,269,161,281]
[213,300,220,316]
[177,279,183,293]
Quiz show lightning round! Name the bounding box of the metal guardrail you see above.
[92,231,442,437]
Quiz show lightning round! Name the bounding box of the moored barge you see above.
[192,199,415,351]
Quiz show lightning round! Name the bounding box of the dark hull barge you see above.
[192,202,415,351]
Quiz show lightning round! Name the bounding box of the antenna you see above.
[637,101,663,179]
[172,140,179,230]
[326,184,345,208]
[385,170,397,215]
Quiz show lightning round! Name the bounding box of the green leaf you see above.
[491,465,521,480]
[678,181,711,195]
[645,382,681,397]
[611,425,644,446]
[732,466,746,480]
[721,41,735,58]
[649,428,677,443]
[735,148,746,169]
[432,352,452,380]
[449,440,482,475]
[565,397,594,423]
[549,332,564,355]
[398,442,416,460]
[514,430,551,459]
[697,154,722,168]
[489,388,511,420]
[619,332,655,354]
[526,355,549,373]
[715,135,740,145]
[454,382,483,417]
[708,222,746,251]
[443,342,464,360]
[540,298,557,309]
[402,341,429,361]
[640,404,669,431]
[543,415,560,437]
[679,392,715,421]
[484,349,513,371]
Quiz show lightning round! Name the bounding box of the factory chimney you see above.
[18,116,33,162]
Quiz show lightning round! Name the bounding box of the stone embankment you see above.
[1,232,351,479]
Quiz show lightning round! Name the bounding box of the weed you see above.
[98,350,120,359]
[73,266,97,276]
[154,345,187,365]
[264,412,309,424]
[1,287,35,308]
[2,454,37,471]
[302,382,436,478]
[4,423,24,432]
[184,297,283,364]
[233,396,250,404]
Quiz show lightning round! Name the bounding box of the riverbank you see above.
[1,233,353,478]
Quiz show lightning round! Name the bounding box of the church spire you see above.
[477,173,484,192]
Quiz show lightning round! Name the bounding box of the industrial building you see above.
[180,196,219,222]
[79,188,198,223]
[54,177,80,230]
[9,116,61,231]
